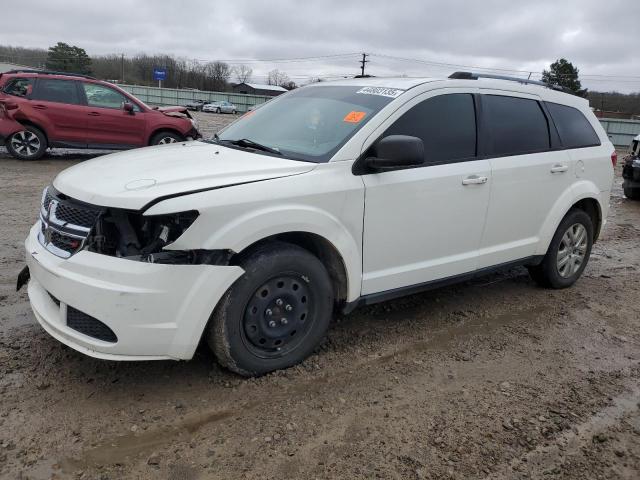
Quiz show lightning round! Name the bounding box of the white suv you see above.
[20,73,615,376]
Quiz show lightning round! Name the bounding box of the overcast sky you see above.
[1,0,639,92]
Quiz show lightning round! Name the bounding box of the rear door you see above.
[360,90,492,295]
[30,78,88,146]
[81,82,147,147]
[477,92,573,268]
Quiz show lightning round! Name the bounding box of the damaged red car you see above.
[0,70,200,160]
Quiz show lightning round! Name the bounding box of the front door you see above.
[81,82,147,147]
[360,91,492,296]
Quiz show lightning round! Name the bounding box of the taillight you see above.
[611,151,617,168]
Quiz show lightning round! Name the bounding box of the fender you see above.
[145,170,365,302]
[535,180,603,256]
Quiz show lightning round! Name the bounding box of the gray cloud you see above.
[1,0,638,91]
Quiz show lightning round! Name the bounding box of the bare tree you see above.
[205,61,231,91]
[267,69,290,87]
[233,64,253,84]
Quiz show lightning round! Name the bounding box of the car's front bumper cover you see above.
[25,223,243,360]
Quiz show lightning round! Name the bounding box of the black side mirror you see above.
[364,135,425,171]
[123,102,134,114]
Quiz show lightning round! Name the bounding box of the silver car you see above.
[202,101,237,114]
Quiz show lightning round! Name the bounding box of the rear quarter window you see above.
[3,78,34,97]
[545,102,601,149]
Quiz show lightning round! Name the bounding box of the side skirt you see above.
[342,255,544,314]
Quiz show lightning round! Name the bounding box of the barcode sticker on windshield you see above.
[356,87,405,98]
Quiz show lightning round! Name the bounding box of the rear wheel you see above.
[216,107,221,114]
[527,209,593,289]
[208,242,334,376]
[7,126,47,160]
[623,186,640,200]
[150,132,184,145]
[232,110,237,115]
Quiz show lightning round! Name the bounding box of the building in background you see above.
[232,82,287,96]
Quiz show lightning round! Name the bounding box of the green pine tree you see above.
[542,58,587,97]
[46,42,92,75]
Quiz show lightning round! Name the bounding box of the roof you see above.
[239,82,288,92]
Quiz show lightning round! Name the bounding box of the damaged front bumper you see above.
[24,223,243,360]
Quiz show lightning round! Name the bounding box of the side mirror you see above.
[364,135,425,171]
[123,102,134,114]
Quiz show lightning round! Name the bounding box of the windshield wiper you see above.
[225,138,282,155]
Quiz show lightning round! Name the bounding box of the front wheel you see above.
[216,107,221,114]
[7,126,47,160]
[150,132,184,145]
[527,209,593,289]
[207,242,334,376]
[232,110,237,115]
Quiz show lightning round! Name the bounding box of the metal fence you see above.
[599,118,640,148]
[119,84,272,113]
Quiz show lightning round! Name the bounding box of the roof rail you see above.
[448,71,572,94]
[5,69,97,80]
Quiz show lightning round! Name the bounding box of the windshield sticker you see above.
[343,111,367,123]
[356,86,405,98]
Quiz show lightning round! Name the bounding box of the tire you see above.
[216,107,221,114]
[527,209,594,289]
[232,110,237,115]
[623,186,640,200]
[6,126,47,160]
[207,242,334,376]
[150,132,184,145]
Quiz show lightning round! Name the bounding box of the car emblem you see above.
[44,200,58,244]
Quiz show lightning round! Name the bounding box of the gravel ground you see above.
[0,117,639,479]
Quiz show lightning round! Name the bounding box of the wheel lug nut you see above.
[280,318,288,325]
[265,309,272,316]
[276,299,283,306]
[285,305,292,311]
[268,320,277,328]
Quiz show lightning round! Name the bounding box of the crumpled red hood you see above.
[153,105,192,118]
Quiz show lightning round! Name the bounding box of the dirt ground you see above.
[1,113,639,480]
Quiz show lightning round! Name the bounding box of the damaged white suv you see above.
[19,74,614,376]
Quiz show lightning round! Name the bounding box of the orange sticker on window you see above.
[343,111,366,123]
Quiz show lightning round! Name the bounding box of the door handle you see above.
[462,175,488,186]
[550,164,569,173]
[32,104,47,110]
[88,111,101,116]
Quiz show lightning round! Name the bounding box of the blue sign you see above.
[153,68,167,81]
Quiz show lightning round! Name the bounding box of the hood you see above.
[154,105,191,118]
[53,141,316,210]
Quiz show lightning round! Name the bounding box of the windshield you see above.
[216,85,401,162]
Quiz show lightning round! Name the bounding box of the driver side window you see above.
[82,83,140,111]
[380,93,477,165]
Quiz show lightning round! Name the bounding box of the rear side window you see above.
[381,93,477,164]
[545,102,600,149]
[32,79,81,105]
[483,95,550,156]
[3,78,34,97]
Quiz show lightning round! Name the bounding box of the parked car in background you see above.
[622,134,640,200]
[18,74,614,376]
[0,70,201,160]
[184,99,206,111]
[203,100,237,114]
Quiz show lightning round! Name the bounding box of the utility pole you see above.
[121,53,125,84]
[359,53,369,77]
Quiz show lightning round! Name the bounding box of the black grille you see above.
[49,230,82,254]
[54,202,101,228]
[67,306,117,343]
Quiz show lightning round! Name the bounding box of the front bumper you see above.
[25,223,243,360]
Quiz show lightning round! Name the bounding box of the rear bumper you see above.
[25,223,243,360]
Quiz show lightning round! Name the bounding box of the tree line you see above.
[0,43,297,92]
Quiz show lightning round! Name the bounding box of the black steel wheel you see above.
[207,242,334,376]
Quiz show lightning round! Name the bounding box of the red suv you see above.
[0,70,201,160]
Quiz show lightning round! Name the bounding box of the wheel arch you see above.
[148,128,184,145]
[231,231,350,309]
[15,119,49,144]
[536,182,604,255]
